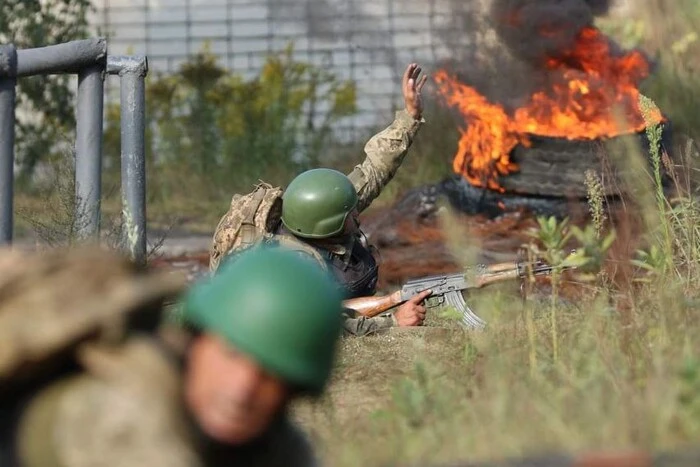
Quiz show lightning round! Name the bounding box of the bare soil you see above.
[149,204,543,288]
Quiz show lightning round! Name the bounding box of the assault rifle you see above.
[343,259,575,329]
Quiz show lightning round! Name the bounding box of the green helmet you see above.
[281,168,358,239]
[182,245,343,395]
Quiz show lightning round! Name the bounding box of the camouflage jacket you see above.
[7,334,318,467]
[347,108,425,214]
[276,109,425,336]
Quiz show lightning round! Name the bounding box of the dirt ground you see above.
[149,202,544,288]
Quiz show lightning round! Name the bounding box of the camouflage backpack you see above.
[209,181,285,272]
[209,181,338,274]
[0,246,186,398]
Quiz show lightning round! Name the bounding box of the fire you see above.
[435,26,665,191]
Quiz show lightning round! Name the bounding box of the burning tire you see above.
[438,175,574,218]
[497,124,673,198]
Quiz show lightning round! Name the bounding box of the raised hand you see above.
[402,63,429,120]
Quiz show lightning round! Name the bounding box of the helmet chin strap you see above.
[357,228,369,250]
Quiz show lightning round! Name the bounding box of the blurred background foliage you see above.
[102,43,358,223]
[0,0,93,182]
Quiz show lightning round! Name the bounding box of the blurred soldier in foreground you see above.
[0,245,342,466]
[211,63,431,336]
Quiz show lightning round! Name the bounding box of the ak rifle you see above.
[343,259,575,329]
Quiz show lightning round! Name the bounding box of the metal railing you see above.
[0,38,148,265]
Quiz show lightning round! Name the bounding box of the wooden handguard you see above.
[343,290,404,318]
[474,268,521,288]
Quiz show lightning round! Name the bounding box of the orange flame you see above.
[435,26,665,191]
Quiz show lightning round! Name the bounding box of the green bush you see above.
[104,43,357,216]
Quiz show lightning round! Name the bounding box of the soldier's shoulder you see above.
[17,339,201,467]
[271,233,328,269]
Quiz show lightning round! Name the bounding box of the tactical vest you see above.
[275,226,379,299]
[0,402,19,465]
[191,412,318,466]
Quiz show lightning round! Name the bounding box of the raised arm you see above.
[347,63,429,213]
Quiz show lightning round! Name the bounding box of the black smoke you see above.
[489,0,614,66]
[434,0,618,111]
[267,0,394,65]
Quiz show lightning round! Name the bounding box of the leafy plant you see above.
[567,224,617,276]
[527,216,572,267]
[525,215,616,362]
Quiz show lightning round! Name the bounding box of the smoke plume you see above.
[267,0,393,65]
[489,0,614,66]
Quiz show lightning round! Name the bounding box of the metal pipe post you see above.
[16,38,107,77]
[108,55,148,264]
[0,45,17,245]
[75,64,105,239]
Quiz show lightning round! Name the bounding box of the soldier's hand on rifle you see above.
[394,289,432,326]
[403,63,428,120]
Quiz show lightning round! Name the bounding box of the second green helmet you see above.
[281,168,358,239]
[181,245,343,395]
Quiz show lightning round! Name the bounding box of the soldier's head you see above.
[181,245,343,445]
[280,168,361,240]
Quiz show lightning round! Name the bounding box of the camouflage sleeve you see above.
[347,109,425,213]
[341,307,397,336]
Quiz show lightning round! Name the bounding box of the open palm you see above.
[402,63,428,120]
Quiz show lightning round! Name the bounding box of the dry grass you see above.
[293,278,700,466]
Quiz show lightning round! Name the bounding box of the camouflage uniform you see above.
[6,336,199,467]
[0,248,318,467]
[5,335,318,467]
[347,109,425,214]
[276,109,425,336]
